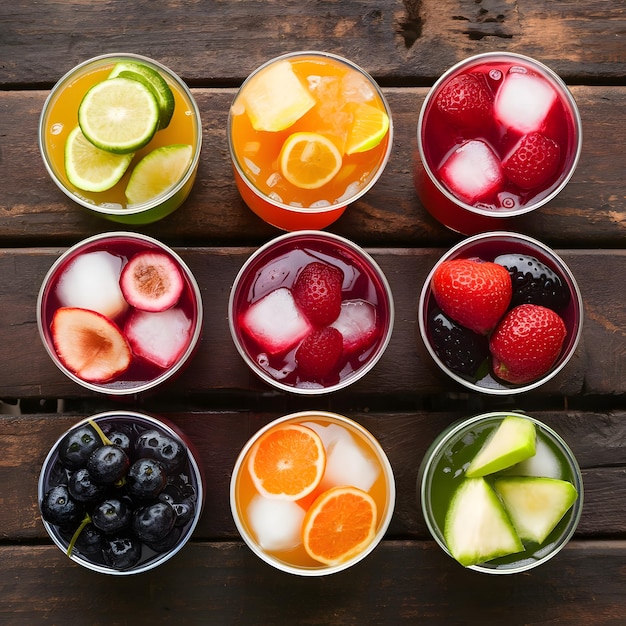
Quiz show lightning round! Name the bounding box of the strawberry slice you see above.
[295,327,344,379]
[292,262,343,326]
[435,72,493,129]
[51,307,132,382]
[490,304,567,384]
[502,132,560,190]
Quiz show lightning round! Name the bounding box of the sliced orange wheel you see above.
[302,486,377,565]
[345,103,390,155]
[279,132,343,190]
[248,424,326,500]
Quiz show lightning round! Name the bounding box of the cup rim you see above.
[36,231,204,395]
[417,410,584,574]
[38,52,202,217]
[228,229,395,394]
[417,230,584,395]
[416,51,583,219]
[229,410,396,576]
[38,410,205,575]
[227,50,394,216]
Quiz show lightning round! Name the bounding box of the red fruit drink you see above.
[415,53,582,235]
[228,231,394,394]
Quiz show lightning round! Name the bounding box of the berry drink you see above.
[415,52,582,235]
[39,411,204,575]
[230,411,395,575]
[228,231,394,394]
[228,51,393,231]
[37,232,203,395]
[418,231,583,395]
[418,412,583,573]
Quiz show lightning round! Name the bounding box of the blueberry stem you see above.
[66,513,92,557]
[88,419,113,446]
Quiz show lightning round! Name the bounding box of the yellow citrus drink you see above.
[228,52,393,231]
[230,411,395,575]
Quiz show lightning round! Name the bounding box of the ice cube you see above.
[439,140,504,204]
[510,437,563,479]
[302,422,353,449]
[331,299,377,353]
[56,251,128,319]
[494,71,557,134]
[241,288,313,355]
[247,495,305,552]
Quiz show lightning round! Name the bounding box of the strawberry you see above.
[295,327,343,379]
[435,73,493,128]
[431,258,512,335]
[489,304,567,384]
[292,261,343,326]
[502,132,560,190]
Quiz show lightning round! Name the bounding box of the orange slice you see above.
[345,103,390,155]
[279,132,342,190]
[302,486,377,565]
[248,424,326,500]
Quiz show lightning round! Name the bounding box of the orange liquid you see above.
[235,415,390,569]
[230,56,390,226]
[43,62,197,208]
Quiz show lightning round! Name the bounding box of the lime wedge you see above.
[345,103,390,155]
[78,77,160,154]
[109,62,175,130]
[125,144,193,205]
[64,125,134,192]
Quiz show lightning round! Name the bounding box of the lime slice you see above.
[78,77,160,154]
[125,144,193,205]
[345,103,390,155]
[64,125,134,192]
[108,62,175,130]
[241,60,316,132]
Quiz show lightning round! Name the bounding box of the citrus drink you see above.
[228,52,393,230]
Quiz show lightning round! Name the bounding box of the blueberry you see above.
[87,445,130,485]
[135,429,186,473]
[68,468,108,503]
[428,307,489,378]
[494,253,570,311]
[105,428,132,454]
[92,498,132,534]
[145,526,182,554]
[102,535,142,570]
[41,484,83,527]
[61,522,104,555]
[132,502,177,543]
[58,424,101,470]
[171,500,195,528]
[127,458,167,500]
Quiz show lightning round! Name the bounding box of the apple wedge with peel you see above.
[494,477,578,544]
[465,415,536,477]
[444,477,523,567]
[51,307,132,382]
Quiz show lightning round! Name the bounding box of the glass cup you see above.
[230,410,396,576]
[37,231,203,395]
[228,51,393,231]
[418,411,583,574]
[38,410,204,575]
[39,53,202,224]
[414,52,582,235]
[417,231,583,394]
[228,230,394,394]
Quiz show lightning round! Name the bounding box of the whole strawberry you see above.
[292,261,343,326]
[502,132,560,190]
[435,73,493,128]
[490,303,567,384]
[431,258,512,335]
[295,327,343,379]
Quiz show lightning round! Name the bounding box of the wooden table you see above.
[2,2,625,624]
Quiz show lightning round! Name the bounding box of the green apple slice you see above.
[444,478,523,567]
[494,477,578,544]
[465,415,536,478]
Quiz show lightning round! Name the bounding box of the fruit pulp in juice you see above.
[43,63,196,208]
[41,236,199,389]
[235,415,389,568]
[230,56,390,222]
[232,237,392,390]
[420,59,578,212]
[428,416,578,567]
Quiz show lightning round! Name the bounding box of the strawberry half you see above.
[295,326,343,379]
[431,258,512,335]
[489,304,567,384]
[502,132,560,190]
[435,73,493,128]
[292,261,343,326]
[51,307,132,383]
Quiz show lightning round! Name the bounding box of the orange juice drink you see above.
[39,53,201,224]
[228,52,393,231]
[230,411,395,575]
